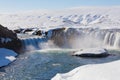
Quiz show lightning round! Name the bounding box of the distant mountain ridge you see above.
[0,7,120,30]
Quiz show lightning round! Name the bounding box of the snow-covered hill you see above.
[52,60,120,80]
[0,6,120,30]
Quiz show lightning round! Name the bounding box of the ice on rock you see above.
[72,48,109,58]
[0,38,12,43]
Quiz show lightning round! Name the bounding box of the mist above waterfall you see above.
[48,28,120,50]
[70,35,103,49]
[21,37,60,51]
[38,40,59,49]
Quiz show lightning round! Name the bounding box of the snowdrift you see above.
[0,48,17,67]
[52,60,120,80]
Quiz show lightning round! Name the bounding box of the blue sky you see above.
[0,0,120,13]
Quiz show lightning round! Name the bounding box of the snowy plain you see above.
[0,6,120,30]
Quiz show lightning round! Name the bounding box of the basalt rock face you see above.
[49,28,81,48]
[47,27,120,49]
[20,27,120,51]
[50,28,67,47]
[0,24,22,52]
[14,28,34,34]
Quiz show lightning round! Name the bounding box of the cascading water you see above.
[103,31,120,49]
[20,28,120,51]
[21,37,48,51]
[113,32,120,48]
[103,32,111,45]
[49,28,120,49]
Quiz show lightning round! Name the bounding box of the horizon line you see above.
[0,6,120,14]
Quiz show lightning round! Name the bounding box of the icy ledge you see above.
[0,48,17,67]
[72,48,109,58]
[52,60,120,80]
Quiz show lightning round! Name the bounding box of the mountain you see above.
[0,6,120,30]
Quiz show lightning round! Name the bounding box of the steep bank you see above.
[47,28,120,49]
[0,24,22,52]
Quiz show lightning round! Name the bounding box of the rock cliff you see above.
[0,24,22,52]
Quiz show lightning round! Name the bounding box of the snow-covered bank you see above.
[52,60,120,80]
[0,48,17,67]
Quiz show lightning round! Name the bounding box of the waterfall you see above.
[108,33,115,46]
[113,32,120,48]
[103,32,111,45]
[50,28,120,49]
[20,28,120,51]
[21,37,48,51]
[103,31,120,49]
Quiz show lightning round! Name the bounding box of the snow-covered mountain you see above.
[0,6,120,30]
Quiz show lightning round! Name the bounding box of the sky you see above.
[0,0,120,13]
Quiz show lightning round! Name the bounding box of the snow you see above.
[5,56,16,61]
[0,6,120,30]
[1,38,5,43]
[72,48,109,58]
[0,38,12,43]
[0,48,17,67]
[52,60,120,80]
[74,48,107,55]
[5,38,12,43]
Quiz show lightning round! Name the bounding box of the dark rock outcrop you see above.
[46,27,120,49]
[14,28,24,33]
[0,24,22,52]
[14,28,33,33]
[47,28,80,48]
[74,52,109,58]
[33,30,42,36]
[49,28,67,47]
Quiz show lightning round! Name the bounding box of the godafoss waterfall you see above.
[1,28,120,80]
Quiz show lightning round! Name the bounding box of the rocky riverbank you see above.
[0,24,22,52]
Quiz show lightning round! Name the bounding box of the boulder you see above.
[33,30,42,36]
[14,28,34,34]
[14,28,24,33]
[72,48,109,58]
